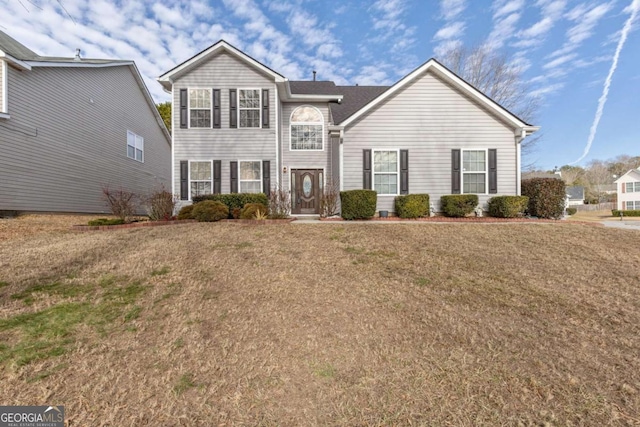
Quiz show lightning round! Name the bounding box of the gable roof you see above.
[158,40,286,91]
[339,58,537,133]
[614,168,640,183]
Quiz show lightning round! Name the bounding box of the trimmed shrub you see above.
[395,194,430,219]
[268,185,291,219]
[566,207,577,215]
[102,186,137,222]
[88,218,125,226]
[193,193,268,218]
[487,196,529,218]
[177,205,195,220]
[146,189,176,221]
[192,200,229,222]
[440,195,479,217]
[240,203,268,220]
[612,209,640,217]
[340,190,377,220]
[521,178,566,219]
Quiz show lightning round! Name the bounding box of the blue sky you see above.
[2,0,639,169]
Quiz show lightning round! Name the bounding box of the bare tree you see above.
[584,160,613,203]
[559,165,586,186]
[440,44,540,157]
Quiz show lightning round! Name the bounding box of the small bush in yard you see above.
[177,205,195,220]
[268,185,290,219]
[440,195,479,217]
[193,194,268,217]
[146,188,176,221]
[487,196,529,218]
[102,186,137,222]
[88,218,125,226]
[566,207,577,215]
[340,190,377,220]
[320,181,340,218]
[612,209,640,217]
[240,203,268,220]
[192,201,228,222]
[521,178,566,219]
[395,194,430,218]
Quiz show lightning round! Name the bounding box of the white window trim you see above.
[289,105,325,151]
[188,160,213,201]
[461,148,489,195]
[237,88,262,129]
[126,130,144,163]
[1,59,7,115]
[238,159,263,193]
[372,149,400,196]
[187,88,213,129]
[625,182,640,193]
[626,200,640,210]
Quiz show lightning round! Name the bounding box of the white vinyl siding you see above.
[239,161,262,193]
[127,130,144,162]
[189,161,213,198]
[373,150,399,195]
[238,89,260,128]
[462,149,487,194]
[189,89,212,128]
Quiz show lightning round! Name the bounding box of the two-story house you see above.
[158,41,538,215]
[0,31,170,214]
[615,169,640,211]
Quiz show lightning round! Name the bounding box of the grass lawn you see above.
[1,215,639,426]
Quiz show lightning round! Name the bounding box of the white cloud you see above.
[440,0,466,20]
[543,53,577,69]
[493,0,525,19]
[486,11,523,49]
[433,21,465,40]
[530,82,565,97]
[352,64,394,86]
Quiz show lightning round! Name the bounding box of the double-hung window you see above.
[373,150,398,195]
[626,201,640,210]
[190,161,212,198]
[290,106,323,150]
[625,182,640,192]
[239,89,260,128]
[189,89,212,128]
[127,131,143,162]
[462,150,487,194]
[239,161,262,193]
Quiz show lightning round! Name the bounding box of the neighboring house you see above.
[614,169,640,210]
[0,31,170,214]
[158,41,538,215]
[566,186,585,206]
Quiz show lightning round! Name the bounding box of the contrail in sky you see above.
[570,0,640,165]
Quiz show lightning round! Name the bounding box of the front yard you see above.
[0,216,639,425]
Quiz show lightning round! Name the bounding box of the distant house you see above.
[0,31,170,214]
[158,40,539,215]
[614,169,640,210]
[566,186,584,206]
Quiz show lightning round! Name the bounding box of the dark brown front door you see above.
[291,169,322,214]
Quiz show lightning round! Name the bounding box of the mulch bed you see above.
[320,216,604,226]
[71,219,197,231]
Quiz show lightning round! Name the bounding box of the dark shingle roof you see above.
[288,81,389,124]
[566,186,584,200]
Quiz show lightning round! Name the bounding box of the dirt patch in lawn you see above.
[0,216,639,426]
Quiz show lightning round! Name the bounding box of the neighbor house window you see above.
[625,182,640,192]
[240,161,261,193]
[290,106,323,150]
[626,201,640,210]
[190,161,212,198]
[373,150,398,195]
[127,131,143,162]
[239,89,260,128]
[462,150,487,194]
[189,89,211,128]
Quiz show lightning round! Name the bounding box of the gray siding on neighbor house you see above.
[172,51,277,203]
[343,71,518,212]
[280,102,333,190]
[0,64,170,213]
[0,60,4,112]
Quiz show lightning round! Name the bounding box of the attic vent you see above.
[313,70,316,81]
[74,48,81,61]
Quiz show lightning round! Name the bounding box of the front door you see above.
[291,169,322,214]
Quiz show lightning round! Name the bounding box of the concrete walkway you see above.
[601,220,640,230]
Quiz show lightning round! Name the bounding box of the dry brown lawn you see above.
[567,209,640,222]
[1,216,639,426]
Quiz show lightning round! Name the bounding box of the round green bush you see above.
[240,203,268,219]
[521,178,566,219]
[487,196,529,218]
[395,194,430,218]
[177,204,195,220]
[340,190,377,220]
[191,200,229,222]
[566,207,577,215]
[440,195,479,217]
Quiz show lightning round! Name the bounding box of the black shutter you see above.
[400,149,409,195]
[263,160,270,195]
[451,149,461,194]
[363,149,372,190]
[230,161,238,193]
[179,89,188,129]
[229,89,237,128]
[213,160,221,194]
[180,161,188,200]
[488,149,497,194]
[262,89,269,128]
[212,89,221,129]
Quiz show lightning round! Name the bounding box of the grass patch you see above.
[87,218,125,226]
[0,281,9,288]
[312,362,336,379]
[150,266,170,277]
[173,373,196,395]
[415,277,430,287]
[11,281,92,305]
[235,241,253,249]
